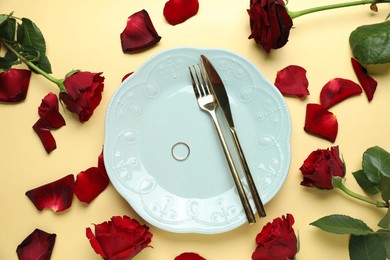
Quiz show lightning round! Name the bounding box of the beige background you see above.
[1,0,389,259]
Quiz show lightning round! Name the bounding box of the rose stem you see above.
[332,177,389,208]
[288,0,390,19]
[0,39,66,92]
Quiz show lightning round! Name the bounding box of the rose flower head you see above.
[300,146,345,189]
[59,70,104,123]
[248,0,293,53]
[252,213,298,260]
[86,215,153,260]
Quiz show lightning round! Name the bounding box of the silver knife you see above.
[200,54,266,218]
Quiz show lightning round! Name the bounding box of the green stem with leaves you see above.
[333,177,389,208]
[287,0,390,19]
[0,39,66,92]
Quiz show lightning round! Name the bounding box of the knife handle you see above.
[209,111,256,224]
[230,127,266,217]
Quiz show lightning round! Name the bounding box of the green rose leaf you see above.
[378,208,390,230]
[0,16,16,42]
[377,230,390,258]
[362,146,390,184]
[349,20,390,64]
[310,214,373,235]
[0,50,20,71]
[17,18,46,53]
[352,170,380,195]
[349,234,387,260]
[379,176,390,202]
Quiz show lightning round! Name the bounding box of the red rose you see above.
[0,68,31,102]
[252,214,297,260]
[247,0,293,53]
[299,146,345,189]
[86,215,153,260]
[59,71,104,122]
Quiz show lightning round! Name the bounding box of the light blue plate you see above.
[104,47,291,234]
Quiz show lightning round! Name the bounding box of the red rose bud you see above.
[163,0,199,25]
[86,215,153,260]
[351,58,377,101]
[252,214,298,260]
[248,0,293,53]
[59,71,104,123]
[320,78,362,109]
[304,103,338,142]
[274,65,309,98]
[16,228,56,260]
[299,146,345,189]
[120,10,161,53]
[25,174,75,212]
[0,68,31,102]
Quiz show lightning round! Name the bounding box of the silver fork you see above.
[189,64,256,224]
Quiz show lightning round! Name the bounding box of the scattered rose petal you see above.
[59,71,104,123]
[86,215,153,260]
[319,78,362,109]
[0,68,31,102]
[74,167,109,204]
[33,124,57,153]
[122,72,134,82]
[304,103,338,142]
[175,252,206,260]
[25,174,75,213]
[274,65,309,98]
[38,92,59,117]
[351,57,377,101]
[299,146,345,189]
[163,0,199,25]
[33,94,66,153]
[97,151,108,180]
[120,10,161,53]
[16,228,56,260]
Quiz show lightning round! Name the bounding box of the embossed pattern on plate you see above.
[104,47,291,234]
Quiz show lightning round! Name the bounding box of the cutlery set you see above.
[189,55,266,224]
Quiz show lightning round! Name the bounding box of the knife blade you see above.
[200,54,266,217]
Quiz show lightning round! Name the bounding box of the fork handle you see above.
[230,127,266,217]
[209,110,256,224]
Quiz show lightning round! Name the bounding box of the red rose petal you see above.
[0,68,31,102]
[33,107,66,153]
[319,78,362,109]
[163,0,199,25]
[304,103,338,142]
[122,72,134,82]
[175,252,206,260]
[120,10,161,53]
[33,125,57,153]
[25,174,75,212]
[38,92,59,117]
[16,228,56,260]
[274,65,309,98]
[97,151,109,181]
[74,167,109,204]
[351,57,377,101]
